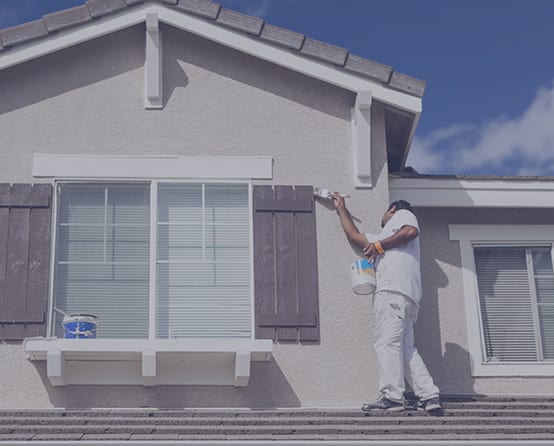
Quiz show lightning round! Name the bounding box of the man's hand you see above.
[363,242,378,263]
[331,192,346,210]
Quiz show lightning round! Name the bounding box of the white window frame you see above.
[449,224,554,376]
[48,178,256,340]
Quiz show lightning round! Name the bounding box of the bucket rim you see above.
[63,313,99,321]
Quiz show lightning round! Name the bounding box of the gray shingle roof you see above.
[0,397,553,441]
[0,0,425,98]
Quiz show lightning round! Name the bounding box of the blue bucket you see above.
[62,314,99,339]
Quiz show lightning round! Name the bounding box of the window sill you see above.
[472,361,554,377]
[23,337,272,387]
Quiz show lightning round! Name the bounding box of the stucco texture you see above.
[416,207,554,397]
[0,24,396,408]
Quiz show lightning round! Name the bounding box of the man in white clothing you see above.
[332,196,441,413]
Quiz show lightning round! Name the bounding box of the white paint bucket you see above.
[351,259,376,295]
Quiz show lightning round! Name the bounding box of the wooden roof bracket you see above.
[145,12,162,109]
[352,90,372,188]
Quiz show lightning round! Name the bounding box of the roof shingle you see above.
[0,19,48,47]
[174,0,221,20]
[216,8,264,36]
[86,0,128,18]
[301,37,348,66]
[43,5,92,33]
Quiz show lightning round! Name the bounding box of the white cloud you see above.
[407,81,554,176]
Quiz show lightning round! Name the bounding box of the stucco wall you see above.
[0,24,393,408]
[416,207,554,397]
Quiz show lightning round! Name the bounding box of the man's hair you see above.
[388,199,415,215]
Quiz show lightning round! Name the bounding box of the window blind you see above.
[156,183,251,338]
[53,183,150,338]
[474,246,554,362]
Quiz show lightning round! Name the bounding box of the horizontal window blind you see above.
[53,183,150,338]
[156,184,251,338]
[474,246,554,362]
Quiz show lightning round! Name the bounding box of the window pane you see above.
[532,248,554,359]
[474,247,538,362]
[156,183,251,338]
[54,183,150,338]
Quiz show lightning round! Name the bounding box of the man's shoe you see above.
[361,397,405,412]
[421,397,442,412]
[403,391,418,410]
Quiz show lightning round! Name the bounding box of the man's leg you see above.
[402,300,440,404]
[372,291,408,403]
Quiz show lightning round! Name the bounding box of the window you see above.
[474,246,554,362]
[449,225,554,376]
[51,181,252,339]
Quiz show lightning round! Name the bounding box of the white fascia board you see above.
[32,154,273,180]
[0,4,421,114]
[390,177,554,208]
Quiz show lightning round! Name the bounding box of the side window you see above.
[474,245,554,363]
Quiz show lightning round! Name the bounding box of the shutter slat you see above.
[6,207,31,323]
[294,186,320,342]
[253,186,277,340]
[274,186,299,341]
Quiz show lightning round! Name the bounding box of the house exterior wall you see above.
[416,207,554,397]
[0,24,393,408]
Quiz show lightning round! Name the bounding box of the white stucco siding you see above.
[417,207,554,397]
[0,24,394,408]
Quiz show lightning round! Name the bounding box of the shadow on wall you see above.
[160,26,354,121]
[0,26,147,115]
[32,358,301,409]
[415,237,477,395]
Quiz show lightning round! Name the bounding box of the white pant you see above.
[373,290,440,403]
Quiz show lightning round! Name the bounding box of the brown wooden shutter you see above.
[253,185,320,342]
[0,184,52,341]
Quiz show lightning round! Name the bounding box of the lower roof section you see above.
[1,396,554,442]
[389,175,554,208]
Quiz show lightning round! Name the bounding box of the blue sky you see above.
[2,0,554,176]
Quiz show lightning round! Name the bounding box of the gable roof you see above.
[0,0,425,171]
[0,0,425,99]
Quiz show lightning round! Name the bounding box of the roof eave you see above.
[389,176,554,208]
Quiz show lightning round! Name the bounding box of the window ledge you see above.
[23,337,272,387]
[473,362,554,377]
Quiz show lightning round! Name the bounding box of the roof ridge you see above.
[0,0,425,97]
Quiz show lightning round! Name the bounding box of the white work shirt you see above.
[366,209,422,306]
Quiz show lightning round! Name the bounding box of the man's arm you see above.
[363,225,418,262]
[332,193,369,249]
